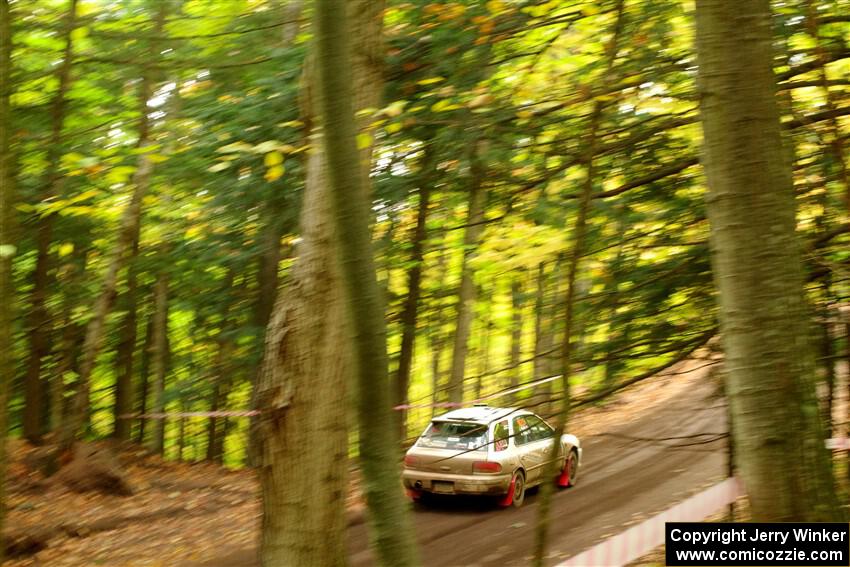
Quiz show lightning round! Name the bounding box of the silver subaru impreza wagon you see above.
[402,406,582,507]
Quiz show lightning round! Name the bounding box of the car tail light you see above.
[473,460,502,473]
[404,455,418,468]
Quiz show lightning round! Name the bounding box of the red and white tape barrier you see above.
[825,438,850,450]
[556,476,743,567]
[394,374,563,410]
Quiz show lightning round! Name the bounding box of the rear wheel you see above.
[498,470,526,507]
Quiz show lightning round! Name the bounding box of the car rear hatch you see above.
[408,419,489,475]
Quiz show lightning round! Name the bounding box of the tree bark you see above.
[112,235,139,441]
[255,1,390,564]
[533,3,625,563]
[447,158,485,404]
[135,314,154,446]
[149,272,169,456]
[0,0,16,559]
[61,1,166,449]
[394,147,433,441]
[695,0,843,521]
[313,1,419,563]
[23,0,78,444]
[475,282,492,401]
[509,274,524,401]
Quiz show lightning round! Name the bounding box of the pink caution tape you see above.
[557,476,743,567]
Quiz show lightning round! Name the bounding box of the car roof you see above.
[433,406,528,424]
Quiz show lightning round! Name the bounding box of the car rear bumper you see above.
[402,469,513,495]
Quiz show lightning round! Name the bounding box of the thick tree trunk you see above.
[695,0,842,521]
[23,0,78,444]
[313,1,419,563]
[447,161,485,404]
[0,0,16,559]
[394,150,433,441]
[61,2,166,449]
[255,1,389,564]
[149,273,169,456]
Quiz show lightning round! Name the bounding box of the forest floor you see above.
[5,355,729,567]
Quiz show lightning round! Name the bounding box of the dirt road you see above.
[201,363,727,567]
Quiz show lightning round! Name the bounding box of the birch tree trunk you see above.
[695,0,843,521]
[255,1,390,564]
[0,0,15,559]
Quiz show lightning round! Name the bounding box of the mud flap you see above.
[557,458,572,488]
[406,488,422,501]
[499,476,516,507]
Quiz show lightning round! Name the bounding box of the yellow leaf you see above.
[264,164,285,182]
[357,132,373,150]
[264,151,283,167]
[384,100,407,117]
[431,99,462,113]
[417,77,445,86]
[58,243,74,257]
[486,0,506,13]
[386,122,403,134]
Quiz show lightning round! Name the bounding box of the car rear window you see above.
[417,421,489,451]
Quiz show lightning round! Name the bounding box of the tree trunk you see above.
[509,274,524,401]
[695,0,842,521]
[61,1,166,449]
[394,149,433,441]
[112,235,139,441]
[313,1,419,563]
[447,159,485,404]
[255,1,388,564]
[533,262,547,381]
[475,282,492,401]
[603,213,628,388]
[149,273,169,456]
[429,241,449,416]
[0,0,16,559]
[23,0,78,444]
[533,3,625,563]
[135,314,154,446]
